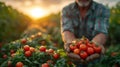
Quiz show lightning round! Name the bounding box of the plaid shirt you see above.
[61,1,110,40]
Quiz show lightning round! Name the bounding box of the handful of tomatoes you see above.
[69,37,102,60]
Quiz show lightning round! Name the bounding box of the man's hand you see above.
[64,43,85,63]
[86,44,105,62]
[85,33,107,62]
[64,43,88,63]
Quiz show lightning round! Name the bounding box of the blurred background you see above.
[0,0,120,46]
[0,0,120,67]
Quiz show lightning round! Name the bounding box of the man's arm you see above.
[92,33,107,45]
[62,31,76,44]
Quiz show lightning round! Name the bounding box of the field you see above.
[0,1,120,67]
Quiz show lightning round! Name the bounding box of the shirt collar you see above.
[72,1,96,11]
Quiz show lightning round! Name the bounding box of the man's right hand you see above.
[64,43,86,63]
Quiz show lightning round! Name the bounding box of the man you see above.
[61,0,110,67]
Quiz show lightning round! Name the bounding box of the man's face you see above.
[76,0,92,7]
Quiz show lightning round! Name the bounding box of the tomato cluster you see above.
[15,45,60,67]
[23,45,34,57]
[69,37,102,59]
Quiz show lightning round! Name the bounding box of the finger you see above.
[86,53,100,62]
[65,43,71,52]
[67,53,81,60]
[99,45,105,54]
[101,46,105,54]
[70,57,86,64]
[64,45,70,52]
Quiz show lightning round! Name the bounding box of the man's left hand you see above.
[85,45,105,62]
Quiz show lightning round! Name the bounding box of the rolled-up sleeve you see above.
[93,8,110,36]
[61,8,74,33]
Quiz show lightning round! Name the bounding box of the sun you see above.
[29,7,48,19]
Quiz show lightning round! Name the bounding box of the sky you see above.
[0,0,119,19]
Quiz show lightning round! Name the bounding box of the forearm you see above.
[92,33,107,45]
[62,31,76,44]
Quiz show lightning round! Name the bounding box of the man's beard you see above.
[77,0,92,7]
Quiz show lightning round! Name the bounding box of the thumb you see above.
[100,45,105,54]
[64,43,70,52]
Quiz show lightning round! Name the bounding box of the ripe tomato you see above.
[41,63,49,67]
[39,46,46,52]
[10,49,15,54]
[48,49,54,53]
[25,51,32,57]
[80,36,89,44]
[16,62,23,67]
[23,45,30,51]
[30,47,35,52]
[3,54,7,59]
[76,40,83,47]
[79,44,87,51]
[87,47,94,55]
[53,53,59,59]
[69,44,77,51]
[30,35,35,39]
[93,45,102,53]
[87,42,95,47]
[80,51,88,59]
[21,39,27,44]
[74,49,80,54]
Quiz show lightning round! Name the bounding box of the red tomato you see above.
[87,42,95,47]
[53,53,59,59]
[80,37,89,44]
[74,49,80,54]
[10,49,15,54]
[25,51,32,57]
[80,51,88,59]
[41,63,49,67]
[21,39,27,44]
[69,44,77,51]
[3,54,7,59]
[48,49,54,53]
[87,47,94,55]
[30,47,35,52]
[79,44,87,51]
[76,40,83,47]
[16,62,23,67]
[23,45,30,51]
[39,46,46,52]
[93,45,102,53]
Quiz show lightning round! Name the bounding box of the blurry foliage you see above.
[108,2,120,45]
[0,2,31,43]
